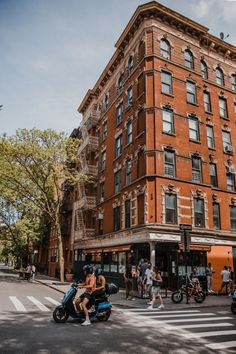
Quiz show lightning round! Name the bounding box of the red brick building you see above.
[71,1,236,289]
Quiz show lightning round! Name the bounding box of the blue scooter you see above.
[53,281,118,323]
[231,291,236,314]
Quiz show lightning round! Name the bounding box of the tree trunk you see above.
[55,215,64,283]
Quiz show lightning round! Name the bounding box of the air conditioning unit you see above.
[225,145,234,153]
[227,167,235,174]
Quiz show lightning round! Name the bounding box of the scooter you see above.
[231,291,236,314]
[53,281,118,323]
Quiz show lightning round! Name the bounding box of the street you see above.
[0,266,236,354]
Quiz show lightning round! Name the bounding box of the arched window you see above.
[117,73,124,94]
[231,74,236,91]
[201,60,208,79]
[128,56,133,75]
[160,39,171,59]
[104,94,109,110]
[184,50,194,69]
[216,67,224,86]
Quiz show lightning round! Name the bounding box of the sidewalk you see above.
[35,273,232,310]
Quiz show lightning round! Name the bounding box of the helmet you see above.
[95,267,103,276]
[83,264,93,275]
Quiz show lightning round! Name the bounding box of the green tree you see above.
[0,128,83,282]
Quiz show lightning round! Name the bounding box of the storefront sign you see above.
[179,244,211,252]
[83,245,131,254]
[179,224,192,231]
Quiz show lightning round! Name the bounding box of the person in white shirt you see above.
[218,266,230,295]
[144,264,153,301]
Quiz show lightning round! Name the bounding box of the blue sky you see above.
[0,0,236,136]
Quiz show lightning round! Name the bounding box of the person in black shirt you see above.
[124,264,134,300]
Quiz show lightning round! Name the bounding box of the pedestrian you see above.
[228,266,235,295]
[205,262,214,294]
[218,266,231,295]
[147,266,164,310]
[143,263,153,302]
[139,258,149,298]
[124,264,135,300]
[31,264,36,282]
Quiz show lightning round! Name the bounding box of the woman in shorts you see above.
[147,266,164,310]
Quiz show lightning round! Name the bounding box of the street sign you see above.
[179,224,192,231]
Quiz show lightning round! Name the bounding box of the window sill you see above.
[161,92,174,98]
[162,131,176,137]
[189,139,201,144]
[205,110,213,115]
[220,116,229,120]
[113,155,122,163]
[187,101,199,107]
[124,142,132,149]
[208,147,216,151]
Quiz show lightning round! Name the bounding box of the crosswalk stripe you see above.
[173,322,234,329]
[44,297,61,306]
[124,309,200,313]
[206,341,236,350]
[9,296,27,312]
[27,296,50,312]
[164,316,233,323]
[181,330,236,339]
[140,313,215,319]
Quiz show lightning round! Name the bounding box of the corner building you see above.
[74,1,236,289]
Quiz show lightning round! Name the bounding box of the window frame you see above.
[128,56,134,75]
[115,135,122,158]
[125,159,132,185]
[194,198,205,228]
[204,91,211,112]
[231,74,236,92]
[201,60,208,79]
[125,199,131,228]
[162,108,174,134]
[117,73,124,94]
[213,202,221,229]
[186,80,197,104]
[160,39,171,59]
[219,97,228,118]
[226,172,235,191]
[161,71,172,95]
[126,120,132,145]
[102,121,107,141]
[165,194,177,224]
[188,116,199,141]
[101,150,106,171]
[126,87,133,107]
[216,67,224,86]
[230,205,236,230]
[184,50,194,69]
[100,182,104,202]
[222,130,231,150]
[192,156,202,183]
[209,163,218,187]
[206,125,215,149]
[114,170,121,194]
[164,150,176,177]
[116,104,123,126]
[113,206,121,232]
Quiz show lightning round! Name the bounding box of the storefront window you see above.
[119,252,126,273]
[103,253,111,272]
[110,252,118,273]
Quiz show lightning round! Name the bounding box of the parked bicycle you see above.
[171,279,206,304]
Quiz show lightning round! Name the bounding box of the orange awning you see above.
[179,244,211,252]
[83,245,132,254]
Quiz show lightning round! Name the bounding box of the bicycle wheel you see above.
[171,291,183,303]
[194,291,206,303]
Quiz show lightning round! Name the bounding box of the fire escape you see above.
[74,104,98,241]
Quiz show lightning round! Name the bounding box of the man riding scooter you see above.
[75,264,96,326]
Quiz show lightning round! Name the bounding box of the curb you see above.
[35,279,66,295]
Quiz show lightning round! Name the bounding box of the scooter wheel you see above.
[171,291,183,303]
[231,302,236,314]
[53,306,69,323]
[194,291,206,303]
[97,310,111,321]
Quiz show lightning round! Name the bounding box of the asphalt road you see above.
[0,266,236,354]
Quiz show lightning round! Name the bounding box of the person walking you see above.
[228,266,235,295]
[218,266,231,295]
[206,262,214,293]
[124,264,134,300]
[147,266,164,310]
[144,263,153,302]
[31,264,36,282]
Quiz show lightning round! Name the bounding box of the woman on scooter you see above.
[93,267,106,298]
[75,264,96,326]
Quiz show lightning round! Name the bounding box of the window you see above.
[161,71,172,95]
[189,116,199,141]
[126,87,133,107]
[231,74,236,91]
[125,159,132,185]
[219,97,228,118]
[102,121,107,141]
[117,73,124,94]
[209,163,218,187]
[128,56,133,75]
[113,206,121,231]
[194,198,205,227]
[227,172,235,191]
[204,91,211,112]
[115,135,122,157]
[100,183,104,202]
[160,39,171,59]
[184,50,194,69]
[164,150,175,177]
[186,81,196,104]
[206,125,215,149]
[213,203,221,229]
[162,108,174,134]
[114,170,121,194]
[192,156,202,183]
[165,194,177,224]
[234,103,236,114]
[222,131,231,151]
[201,60,208,79]
[104,94,109,110]
[101,151,106,170]
[125,200,131,228]
[116,104,123,125]
[126,120,132,144]
[230,206,236,230]
[216,67,224,86]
